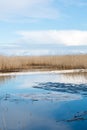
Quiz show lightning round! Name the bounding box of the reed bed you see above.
[0,55,87,72]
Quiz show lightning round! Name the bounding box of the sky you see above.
[0,0,87,55]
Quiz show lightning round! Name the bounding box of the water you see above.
[0,72,87,130]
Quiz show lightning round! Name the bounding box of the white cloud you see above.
[17,30,87,46]
[0,0,59,21]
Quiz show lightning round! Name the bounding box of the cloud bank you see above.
[17,30,87,46]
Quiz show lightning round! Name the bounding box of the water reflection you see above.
[0,72,87,130]
[33,82,87,96]
[64,111,87,122]
[0,72,87,85]
[0,92,81,103]
[60,72,87,84]
[0,75,15,84]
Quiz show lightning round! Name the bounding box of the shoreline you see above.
[0,69,87,76]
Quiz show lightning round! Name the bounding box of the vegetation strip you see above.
[0,55,87,73]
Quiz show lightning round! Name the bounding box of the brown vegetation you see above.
[0,55,87,72]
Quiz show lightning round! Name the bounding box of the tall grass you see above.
[0,55,87,72]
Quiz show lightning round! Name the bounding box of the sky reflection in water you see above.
[0,72,87,130]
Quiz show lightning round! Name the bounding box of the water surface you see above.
[0,72,87,130]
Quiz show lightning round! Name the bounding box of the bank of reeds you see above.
[0,55,87,72]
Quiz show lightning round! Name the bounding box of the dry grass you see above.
[0,55,87,72]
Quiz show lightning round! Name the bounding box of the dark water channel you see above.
[0,72,87,130]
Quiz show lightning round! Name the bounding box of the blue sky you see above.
[0,0,87,55]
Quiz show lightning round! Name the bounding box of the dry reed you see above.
[0,55,87,72]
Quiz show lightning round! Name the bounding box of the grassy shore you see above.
[0,55,87,73]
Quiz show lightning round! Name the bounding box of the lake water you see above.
[0,72,87,130]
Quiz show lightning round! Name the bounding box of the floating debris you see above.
[66,117,85,122]
[58,111,87,123]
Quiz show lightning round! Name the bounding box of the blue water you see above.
[0,73,87,130]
